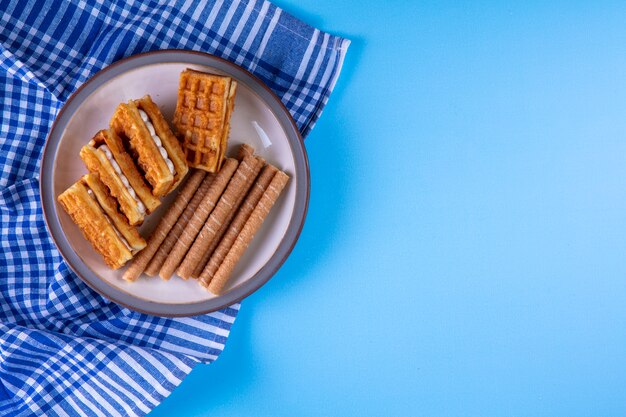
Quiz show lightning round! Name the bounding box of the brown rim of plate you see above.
[40,49,309,317]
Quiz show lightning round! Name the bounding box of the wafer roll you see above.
[190,229,220,278]
[186,156,263,279]
[191,156,266,278]
[190,228,220,278]
[177,155,262,279]
[159,158,238,280]
[199,164,278,284]
[205,170,289,294]
[121,170,205,281]
[190,149,262,278]
[236,143,255,160]
[144,171,216,276]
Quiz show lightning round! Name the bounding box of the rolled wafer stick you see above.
[190,232,219,278]
[197,164,278,282]
[144,171,216,276]
[122,170,206,281]
[191,157,265,278]
[206,170,289,294]
[236,143,255,160]
[177,155,262,279]
[159,158,238,280]
[190,228,220,278]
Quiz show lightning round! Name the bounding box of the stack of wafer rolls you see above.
[197,157,289,294]
[159,157,239,279]
[190,144,258,278]
[123,143,289,294]
[176,154,264,279]
[122,169,206,281]
[143,171,216,276]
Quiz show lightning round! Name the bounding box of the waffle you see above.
[132,96,189,190]
[110,102,174,197]
[82,173,146,253]
[86,129,161,215]
[82,131,144,225]
[57,174,146,269]
[173,69,237,173]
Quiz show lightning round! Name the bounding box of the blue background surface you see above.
[151,1,626,415]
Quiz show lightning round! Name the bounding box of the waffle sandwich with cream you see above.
[110,95,188,197]
[80,129,161,225]
[57,174,146,269]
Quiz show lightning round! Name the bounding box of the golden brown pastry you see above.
[80,129,161,225]
[173,69,237,173]
[110,95,187,196]
[57,174,146,269]
[132,96,189,190]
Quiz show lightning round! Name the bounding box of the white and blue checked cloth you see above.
[0,1,349,415]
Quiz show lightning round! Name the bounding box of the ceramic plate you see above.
[41,50,309,316]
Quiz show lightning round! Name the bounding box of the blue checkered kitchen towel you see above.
[0,1,349,415]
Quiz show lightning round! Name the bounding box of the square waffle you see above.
[173,69,237,172]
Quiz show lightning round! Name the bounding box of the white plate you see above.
[41,50,309,316]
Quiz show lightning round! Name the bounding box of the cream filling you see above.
[98,145,146,216]
[137,109,175,175]
[86,187,133,252]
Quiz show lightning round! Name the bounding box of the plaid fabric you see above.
[0,0,349,415]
